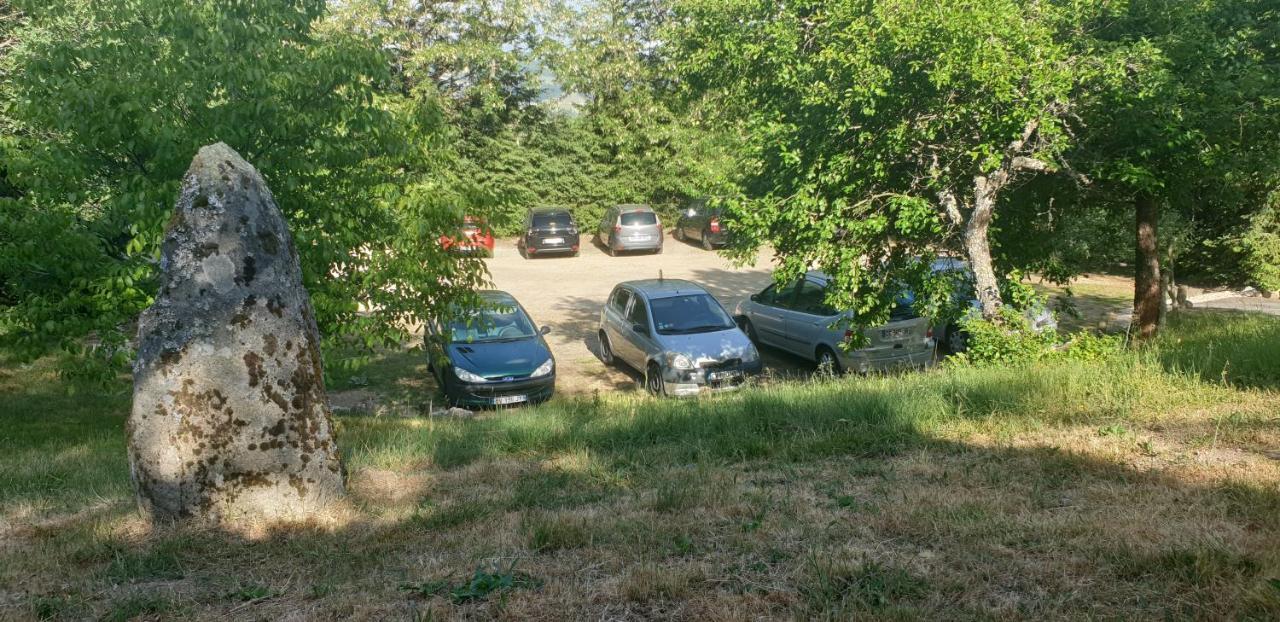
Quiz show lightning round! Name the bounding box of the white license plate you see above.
[543,237,564,244]
[881,328,909,339]
[628,235,651,241]
[708,371,741,382]
[493,395,527,405]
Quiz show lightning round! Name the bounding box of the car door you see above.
[748,283,796,350]
[782,278,841,360]
[683,205,702,240]
[619,293,656,368]
[603,286,632,358]
[598,207,614,243]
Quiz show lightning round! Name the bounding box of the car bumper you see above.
[447,374,555,408]
[611,237,663,251]
[662,359,764,397]
[703,231,729,246]
[840,344,936,374]
[526,234,580,254]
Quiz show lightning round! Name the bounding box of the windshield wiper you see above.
[666,324,730,335]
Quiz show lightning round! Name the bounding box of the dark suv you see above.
[673,199,727,250]
[519,208,580,258]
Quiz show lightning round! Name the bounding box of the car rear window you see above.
[620,211,657,226]
[532,212,573,228]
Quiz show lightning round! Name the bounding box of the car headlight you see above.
[743,345,760,363]
[531,357,554,378]
[454,367,489,383]
[668,352,695,370]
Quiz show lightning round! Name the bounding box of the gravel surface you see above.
[484,233,811,394]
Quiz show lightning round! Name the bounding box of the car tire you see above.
[815,346,843,375]
[738,317,760,344]
[598,331,616,365]
[645,362,666,396]
[655,245,663,255]
[674,227,685,242]
[518,243,528,259]
[701,232,714,251]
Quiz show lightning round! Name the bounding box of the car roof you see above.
[614,203,653,212]
[476,290,518,305]
[530,207,571,215]
[619,279,709,299]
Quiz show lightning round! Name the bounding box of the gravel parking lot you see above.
[484,233,810,394]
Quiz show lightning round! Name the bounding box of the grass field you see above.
[2,311,1278,620]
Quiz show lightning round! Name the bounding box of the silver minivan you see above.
[734,272,936,373]
[596,204,663,256]
[598,279,762,396]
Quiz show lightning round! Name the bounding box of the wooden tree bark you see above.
[966,174,1005,320]
[1133,193,1162,341]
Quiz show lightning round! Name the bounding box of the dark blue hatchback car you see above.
[426,291,555,407]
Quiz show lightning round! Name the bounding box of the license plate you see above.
[628,235,650,242]
[880,328,908,339]
[543,237,563,244]
[708,371,741,382]
[493,395,527,405]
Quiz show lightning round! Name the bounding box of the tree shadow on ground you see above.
[8,369,1278,620]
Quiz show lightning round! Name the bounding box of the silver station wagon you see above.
[734,272,936,373]
[597,204,664,256]
[598,279,763,396]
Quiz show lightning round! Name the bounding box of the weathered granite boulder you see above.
[128,143,344,522]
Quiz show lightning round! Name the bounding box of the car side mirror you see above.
[540,325,552,335]
[749,294,759,302]
[631,324,647,335]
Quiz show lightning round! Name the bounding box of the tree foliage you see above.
[0,0,485,376]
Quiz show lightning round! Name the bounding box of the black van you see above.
[518,207,580,258]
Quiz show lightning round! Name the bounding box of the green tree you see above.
[0,0,485,375]
[670,0,1114,324]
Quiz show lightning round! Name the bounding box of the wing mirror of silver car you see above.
[631,324,648,335]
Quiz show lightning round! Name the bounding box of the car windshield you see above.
[650,294,735,335]
[620,211,657,226]
[532,212,573,228]
[446,302,536,343]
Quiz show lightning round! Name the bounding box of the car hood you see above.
[656,329,756,364]
[448,338,550,378]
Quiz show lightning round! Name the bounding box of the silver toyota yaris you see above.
[597,279,763,396]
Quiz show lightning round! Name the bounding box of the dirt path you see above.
[483,234,811,394]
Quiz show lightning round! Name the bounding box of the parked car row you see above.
[425,267,1047,407]
[441,203,728,260]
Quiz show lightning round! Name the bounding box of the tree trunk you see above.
[1133,194,1161,341]
[965,176,1003,319]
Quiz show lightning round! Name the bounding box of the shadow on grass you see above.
[5,319,1280,619]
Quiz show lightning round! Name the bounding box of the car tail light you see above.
[926,327,933,338]
[614,224,622,233]
[844,329,854,342]
[710,218,721,233]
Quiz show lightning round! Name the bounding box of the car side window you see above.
[626,296,650,334]
[768,281,802,309]
[793,280,837,316]
[610,288,632,314]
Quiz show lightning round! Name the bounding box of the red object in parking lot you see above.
[709,217,721,234]
[440,216,495,257]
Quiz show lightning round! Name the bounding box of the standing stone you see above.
[128,143,344,522]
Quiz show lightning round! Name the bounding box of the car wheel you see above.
[944,324,969,354]
[518,243,528,259]
[701,232,714,251]
[738,317,760,344]
[674,227,685,242]
[598,331,615,365]
[645,362,666,396]
[608,245,617,257]
[816,346,843,375]
[655,245,663,255]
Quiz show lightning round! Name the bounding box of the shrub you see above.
[951,308,1059,366]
